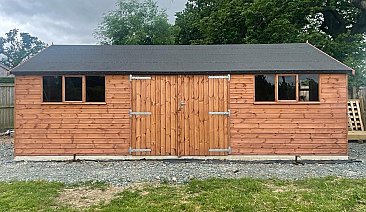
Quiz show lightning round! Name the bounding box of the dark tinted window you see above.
[65,77,82,101]
[278,75,296,100]
[43,76,62,102]
[255,75,275,101]
[86,76,105,102]
[299,74,319,102]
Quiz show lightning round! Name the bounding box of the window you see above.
[65,77,83,101]
[299,74,319,102]
[278,75,296,101]
[43,76,62,102]
[86,76,105,102]
[255,75,275,101]
[42,75,105,103]
[254,74,319,103]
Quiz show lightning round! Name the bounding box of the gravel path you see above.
[1,136,366,186]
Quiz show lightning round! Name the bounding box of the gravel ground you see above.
[1,136,366,186]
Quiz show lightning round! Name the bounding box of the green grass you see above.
[0,178,365,211]
[0,181,64,211]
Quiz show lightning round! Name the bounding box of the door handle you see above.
[179,101,186,110]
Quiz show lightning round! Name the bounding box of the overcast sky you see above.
[0,0,187,44]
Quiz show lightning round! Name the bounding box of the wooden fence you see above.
[0,78,14,132]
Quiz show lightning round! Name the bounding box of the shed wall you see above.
[230,74,348,155]
[14,76,131,156]
[14,74,348,157]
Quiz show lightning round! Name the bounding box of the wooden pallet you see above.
[348,131,366,142]
[348,99,364,131]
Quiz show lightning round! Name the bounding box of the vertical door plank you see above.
[203,76,209,155]
[131,79,136,154]
[189,76,195,155]
[184,77,190,155]
[224,79,229,156]
[145,79,151,155]
[135,80,141,156]
[198,76,205,155]
[156,76,161,155]
[218,78,224,155]
[177,75,183,156]
[193,76,198,154]
[165,76,171,155]
[150,76,156,155]
[213,78,218,154]
[171,76,177,155]
[140,79,146,155]
[160,76,166,155]
[208,77,214,155]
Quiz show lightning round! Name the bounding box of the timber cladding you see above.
[14,75,131,156]
[230,74,348,155]
[14,73,348,156]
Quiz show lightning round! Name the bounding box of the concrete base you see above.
[14,155,349,162]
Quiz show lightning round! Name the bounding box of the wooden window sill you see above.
[253,102,321,105]
[41,102,107,105]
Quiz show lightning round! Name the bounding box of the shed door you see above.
[178,75,230,156]
[130,75,229,156]
[130,75,178,156]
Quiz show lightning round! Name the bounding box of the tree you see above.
[95,0,175,45]
[175,0,366,87]
[0,29,47,68]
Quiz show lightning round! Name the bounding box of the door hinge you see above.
[209,147,232,154]
[129,75,152,81]
[208,74,230,81]
[208,110,230,116]
[129,110,152,117]
[129,147,152,154]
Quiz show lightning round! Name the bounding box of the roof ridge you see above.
[49,43,309,47]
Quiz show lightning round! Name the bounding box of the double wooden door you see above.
[130,75,229,156]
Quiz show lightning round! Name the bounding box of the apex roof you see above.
[11,43,353,75]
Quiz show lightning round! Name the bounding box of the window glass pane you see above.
[299,74,319,102]
[43,76,62,102]
[255,75,275,101]
[65,77,82,101]
[86,76,105,102]
[278,75,296,100]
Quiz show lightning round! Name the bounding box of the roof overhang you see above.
[11,69,353,76]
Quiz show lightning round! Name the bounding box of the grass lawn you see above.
[0,178,365,211]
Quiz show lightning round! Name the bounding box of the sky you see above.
[0,0,187,44]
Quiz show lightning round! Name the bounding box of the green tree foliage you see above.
[95,0,174,45]
[0,29,47,68]
[175,0,366,86]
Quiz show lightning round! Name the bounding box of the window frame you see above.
[63,75,85,103]
[41,75,106,104]
[254,74,276,102]
[254,74,321,104]
[298,74,320,102]
[276,74,298,102]
[42,76,63,102]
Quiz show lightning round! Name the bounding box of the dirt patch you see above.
[265,183,311,193]
[56,186,124,208]
[56,183,158,209]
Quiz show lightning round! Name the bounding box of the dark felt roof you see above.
[11,43,353,75]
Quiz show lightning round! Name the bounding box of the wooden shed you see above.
[11,43,352,161]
